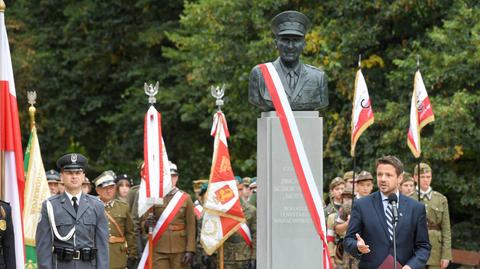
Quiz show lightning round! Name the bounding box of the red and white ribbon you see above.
[137,191,188,269]
[238,223,252,248]
[194,200,203,219]
[259,62,331,269]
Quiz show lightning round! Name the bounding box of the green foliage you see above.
[6,0,479,245]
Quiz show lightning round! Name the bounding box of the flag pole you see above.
[27,91,37,131]
[351,54,361,201]
[144,81,160,269]
[0,0,5,202]
[219,245,224,269]
[415,55,421,201]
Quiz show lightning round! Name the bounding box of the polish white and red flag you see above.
[138,106,173,217]
[0,8,26,268]
[408,70,435,158]
[351,69,374,157]
[201,111,246,255]
[258,62,331,269]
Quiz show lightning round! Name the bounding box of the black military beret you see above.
[56,153,88,171]
[115,174,133,186]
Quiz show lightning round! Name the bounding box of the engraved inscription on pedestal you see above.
[258,111,324,269]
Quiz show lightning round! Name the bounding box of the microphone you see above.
[388,193,399,223]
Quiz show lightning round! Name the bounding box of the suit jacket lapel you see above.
[395,194,409,236]
[76,194,90,221]
[61,193,77,219]
[291,65,309,101]
[372,192,390,242]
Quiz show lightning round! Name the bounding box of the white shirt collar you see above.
[380,190,400,207]
[65,191,82,205]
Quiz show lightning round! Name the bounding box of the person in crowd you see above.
[324,176,345,218]
[355,171,374,199]
[0,199,16,268]
[410,163,451,269]
[115,174,133,203]
[95,170,137,269]
[36,153,109,269]
[81,177,92,194]
[46,169,61,195]
[399,173,415,196]
[248,178,257,207]
[344,155,431,269]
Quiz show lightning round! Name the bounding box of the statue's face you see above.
[275,35,305,64]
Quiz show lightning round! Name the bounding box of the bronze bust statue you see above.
[249,11,328,111]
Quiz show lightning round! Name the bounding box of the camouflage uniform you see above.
[224,200,256,268]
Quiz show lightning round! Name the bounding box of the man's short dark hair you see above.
[375,155,404,176]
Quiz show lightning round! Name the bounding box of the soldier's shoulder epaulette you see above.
[432,191,447,200]
[304,64,324,72]
[47,194,61,201]
[85,194,103,204]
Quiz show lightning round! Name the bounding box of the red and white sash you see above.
[238,223,252,248]
[137,191,189,269]
[259,62,331,268]
[194,200,203,219]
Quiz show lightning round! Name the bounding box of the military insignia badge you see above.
[215,185,235,205]
[71,153,78,163]
[0,219,6,231]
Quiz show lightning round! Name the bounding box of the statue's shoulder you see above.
[304,63,325,74]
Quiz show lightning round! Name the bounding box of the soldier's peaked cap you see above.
[95,170,116,188]
[46,169,60,182]
[56,153,87,171]
[271,11,311,37]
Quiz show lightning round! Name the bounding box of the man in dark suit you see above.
[248,11,328,111]
[36,153,109,269]
[344,155,431,269]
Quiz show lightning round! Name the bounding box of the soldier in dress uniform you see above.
[95,171,137,269]
[141,162,196,269]
[36,153,109,269]
[126,163,146,260]
[46,169,61,195]
[410,163,451,269]
[332,187,357,269]
[249,11,328,111]
[324,177,345,218]
[223,177,257,269]
[0,199,16,268]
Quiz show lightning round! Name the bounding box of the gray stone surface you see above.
[257,111,325,269]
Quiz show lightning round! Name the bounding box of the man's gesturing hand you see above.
[356,233,370,254]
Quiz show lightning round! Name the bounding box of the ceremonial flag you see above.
[0,6,26,268]
[259,62,331,269]
[201,111,245,255]
[138,106,172,217]
[351,69,374,157]
[23,126,50,267]
[407,70,435,158]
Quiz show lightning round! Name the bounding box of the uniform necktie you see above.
[288,71,295,89]
[384,199,394,241]
[72,197,79,213]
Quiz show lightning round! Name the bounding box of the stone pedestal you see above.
[257,111,324,269]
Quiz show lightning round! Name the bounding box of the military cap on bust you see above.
[271,11,311,37]
[329,177,345,190]
[169,161,179,175]
[94,170,116,188]
[356,171,373,182]
[116,174,133,186]
[46,169,61,182]
[414,162,432,175]
[56,153,88,171]
[343,171,354,181]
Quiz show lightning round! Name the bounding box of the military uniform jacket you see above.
[36,193,109,269]
[0,201,15,269]
[142,188,196,254]
[105,199,137,268]
[248,57,328,111]
[224,199,257,262]
[410,190,452,265]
